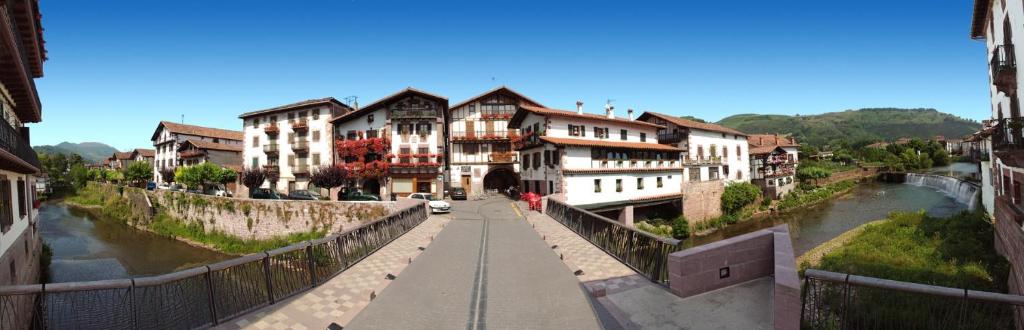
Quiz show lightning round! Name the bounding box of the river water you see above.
[687,181,971,255]
[40,204,231,283]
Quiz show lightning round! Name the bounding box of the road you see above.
[345,197,605,329]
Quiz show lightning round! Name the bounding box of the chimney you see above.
[627,108,634,121]
[605,101,614,119]
[576,101,584,114]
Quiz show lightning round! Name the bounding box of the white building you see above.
[0,0,47,297]
[636,112,750,183]
[330,88,448,199]
[239,98,352,194]
[150,121,244,183]
[447,86,542,197]
[508,102,684,218]
[130,148,155,167]
[747,134,799,199]
[971,0,1024,300]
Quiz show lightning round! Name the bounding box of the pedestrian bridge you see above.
[2,197,1023,329]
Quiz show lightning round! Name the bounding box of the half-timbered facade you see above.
[331,88,448,199]
[447,86,542,197]
[747,135,799,199]
[151,121,243,183]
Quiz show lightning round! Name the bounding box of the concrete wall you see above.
[148,189,397,240]
[667,224,799,330]
[681,180,723,222]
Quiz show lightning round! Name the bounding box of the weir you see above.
[904,173,979,210]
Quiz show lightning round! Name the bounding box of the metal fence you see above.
[802,269,1024,329]
[0,203,427,329]
[544,198,681,284]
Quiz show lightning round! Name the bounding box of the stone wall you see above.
[667,224,800,330]
[147,189,397,240]
[822,167,879,185]
[681,180,724,222]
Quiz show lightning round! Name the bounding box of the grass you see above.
[148,212,326,255]
[635,221,673,238]
[818,210,1008,292]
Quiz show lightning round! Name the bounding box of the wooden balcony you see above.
[263,143,280,154]
[657,132,685,144]
[178,150,205,159]
[264,123,279,135]
[292,164,309,175]
[291,119,308,131]
[489,152,516,163]
[291,140,309,153]
[993,45,1017,95]
[0,121,39,172]
[263,165,280,175]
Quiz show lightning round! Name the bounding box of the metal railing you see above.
[545,199,681,284]
[0,203,428,329]
[993,117,1024,150]
[801,269,1024,329]
[0,121,38,170]
[262,143,279,153]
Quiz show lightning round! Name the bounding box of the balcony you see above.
[291,119,308,131]
[0,122,39,172]
[178,150,205,159]
[681,156,722,165]
[489,152,517,163]
[291,140,309,152]
[263,165,280,175]
[992,45,1017,94]
[264,123,279,135]
[657,132,685,144]
[263,143,280,154]
[479,111,514,121]
[451,131,513,143]
[292,164,309,175]
[993,118,1024,151]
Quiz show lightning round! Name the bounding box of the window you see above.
[417,123,432,136]
[616,179,623,192]
[0,177,11,233]
[549,181,554,194]
[464,144,479,155]
[252,118,259,128]
[709,167,720,180]
[657,177,663,188]
[722,146,728,160]
[17,179,25,218]
[689,168,701,182]
[640,133,646,142]
[288,112,295,120]
[532,152,541,169]
[637,177,644,190]
[569,124,581,137]
[723,165,730,176]
[367,129,378,138]
[252,157,259,168]
[620,129,627,140]
[312,109,320,120]
[544,150,551,166]
[347,130,357,140]
[523,153,530,169]
[312,153,320,164]
[737,146,742,157]
[594,179,601,193]
[312,131,321,142]
[252,136,259,147]
[552,149,560,165]
[737,170,743,179]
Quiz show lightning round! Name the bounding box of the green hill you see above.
[716,108,982,147]
[34,142,119,164]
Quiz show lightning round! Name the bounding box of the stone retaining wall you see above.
[147,189,397,240]
[681,180,724,222]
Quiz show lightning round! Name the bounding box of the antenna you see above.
[181,114,184,124]
[344,96,359,109]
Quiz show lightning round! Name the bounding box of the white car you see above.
[409,193,450,213]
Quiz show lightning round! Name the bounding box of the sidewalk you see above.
[522,203,773,329]
[214,214,451,330]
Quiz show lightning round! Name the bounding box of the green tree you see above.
[931,149,951,166]
[797,166,832,185]
[68,164,88,189]
[671,217,691,239]
[103,169,124,184]
[122,161,153,187]
[721,182,762,215]
[175,162,229,191]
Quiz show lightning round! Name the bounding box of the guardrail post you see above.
[129,278,138,330]
[306,244,317,286]
[841,274,851,330]
[263,253,275,304]
[799,276,809,327]
[204,266,218,325]
[335,235,346,269]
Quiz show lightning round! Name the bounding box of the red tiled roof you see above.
[153,121,244,142]
[133,148,155,158]
[449,86,544,110]
[539,136,682,151]
[510,105,664,129]
[747,134,799,149]
[749,145,785,155]
[114,152,133,160]
[179,139,243,152]
[636,112,747,136]
[239,97,351,118]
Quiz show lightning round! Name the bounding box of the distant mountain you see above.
[716,108,982,147]
[34,142,120,163]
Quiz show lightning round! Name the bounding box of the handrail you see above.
[0,203,429,329]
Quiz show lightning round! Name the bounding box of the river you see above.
[687,180,972,255]
[40,203,231,283]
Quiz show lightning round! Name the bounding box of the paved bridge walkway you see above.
[344,198,604,329]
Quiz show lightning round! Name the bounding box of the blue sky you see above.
[34,0,988,150]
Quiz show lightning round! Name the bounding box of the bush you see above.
[721,182,761,215]
[672,217,690,239]
[635,221,673,238]
[797,166,832,184]
[778,180,856,211]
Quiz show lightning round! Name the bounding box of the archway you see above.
[361,179,381,195]
[483,167,519,192]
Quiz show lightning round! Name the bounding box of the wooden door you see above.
[466,121,475,138]
[461,175,472,194]
[485,121,494,135]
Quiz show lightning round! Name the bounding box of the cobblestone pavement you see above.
[345,198,603,330]
[214,214,451,330]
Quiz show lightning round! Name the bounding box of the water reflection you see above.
[40,203,231,283]
[686,181,969,255]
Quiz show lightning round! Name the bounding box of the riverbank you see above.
[796,219,885,271]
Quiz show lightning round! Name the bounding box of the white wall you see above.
[686,130,750,182]
[0,170,35,259]
[563,172,682,206]
[242,106,336,191]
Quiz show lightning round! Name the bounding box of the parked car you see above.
[156,182,171,190]
[409,193,450,213]
[206,185,233,197]
[146,181,157,191]
[287,190,321,200]
[450,187,467,200]
[168,184,184,192]
[341,190,382,201]
[251,188,284,200]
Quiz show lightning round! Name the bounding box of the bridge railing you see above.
[801,269,1024,329]
[0,203,428,329]
[544,198,681,284]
